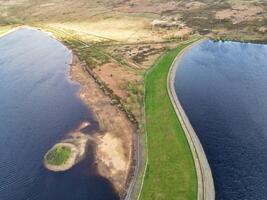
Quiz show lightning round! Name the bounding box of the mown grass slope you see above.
[141,42,197,200]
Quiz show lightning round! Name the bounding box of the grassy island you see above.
[140,41,197,200]
[46,145,72,165]
[44,142,79,172]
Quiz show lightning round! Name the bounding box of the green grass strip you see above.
[140,42,197,200]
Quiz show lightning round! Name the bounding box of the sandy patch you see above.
[64,131,91,159]
[97,132,127,173]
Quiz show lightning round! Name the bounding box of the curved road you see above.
[167,40,215,200]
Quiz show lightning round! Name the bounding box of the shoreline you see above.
[167,40,215,200]
[0,27,136,198]
[42,25,137,198]
[44,143,79,171]
[69,51,136,198]
[0,26,20,38]
[1,26,213,199]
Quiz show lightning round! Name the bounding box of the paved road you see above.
[167,40,215,200]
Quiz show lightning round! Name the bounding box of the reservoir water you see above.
[0,28,119,200]
[174,40,267,200]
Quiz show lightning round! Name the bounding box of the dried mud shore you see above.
[69,53,136,198]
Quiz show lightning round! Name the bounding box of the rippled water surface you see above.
[174,40,267,200]
[0,29,119,200]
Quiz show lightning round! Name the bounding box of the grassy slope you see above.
[141,42,197,200]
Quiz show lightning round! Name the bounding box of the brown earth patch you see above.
[93,62,141,99]
[70,54,136,198]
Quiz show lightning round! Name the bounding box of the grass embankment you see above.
[0,25,16,36]
[46,145,71,165]
[140,42,197,200]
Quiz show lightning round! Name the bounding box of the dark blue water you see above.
[0,28,119,200]
[174,40,267,200]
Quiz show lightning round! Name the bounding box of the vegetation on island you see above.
[46,145,72,166]
[140,41,197,200]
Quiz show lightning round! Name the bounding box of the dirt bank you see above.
[70,53,136,198]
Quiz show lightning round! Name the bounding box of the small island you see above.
[44,122,92,172]
[44,143,79,172]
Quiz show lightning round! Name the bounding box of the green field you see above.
[46,145,71,165]
[140,42,197,200]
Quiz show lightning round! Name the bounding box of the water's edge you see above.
[167,40,215,200]
[0,27,121,200]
